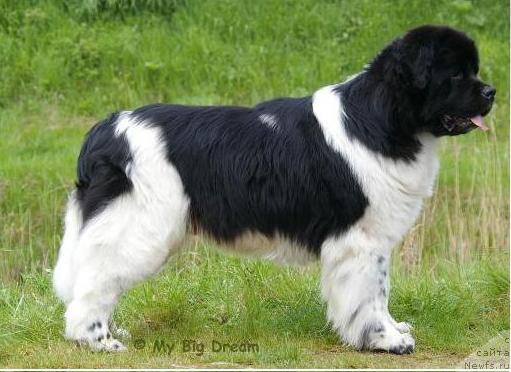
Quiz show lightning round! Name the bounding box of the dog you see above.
[53,25,495,353]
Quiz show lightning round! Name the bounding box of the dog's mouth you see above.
[441,114,489,134]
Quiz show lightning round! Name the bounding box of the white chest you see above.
[358,134,439,244]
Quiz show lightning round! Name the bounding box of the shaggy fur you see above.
[53,25,495,353]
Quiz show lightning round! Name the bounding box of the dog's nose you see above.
[482,85,496,100]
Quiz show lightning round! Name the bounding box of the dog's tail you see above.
[75,112,133,223]
[53,190,82,304]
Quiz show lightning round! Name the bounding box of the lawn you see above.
[0,0,509,368]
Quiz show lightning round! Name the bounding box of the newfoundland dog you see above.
[53,25,495,353]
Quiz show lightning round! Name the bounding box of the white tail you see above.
[53,191,82,304]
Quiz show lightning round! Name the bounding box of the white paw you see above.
[388,332,415,354]
[366,325,415,354]
[90,337,127,352]
[395,321,412,334]
[67,319,128,352]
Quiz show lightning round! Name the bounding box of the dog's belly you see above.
[223,232,315,265]
[203,231,315,266]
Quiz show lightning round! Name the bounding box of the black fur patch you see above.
[132,98,368,254]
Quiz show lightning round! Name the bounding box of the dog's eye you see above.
[451,72,463,80]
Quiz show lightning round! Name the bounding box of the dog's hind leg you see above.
[60,119,189,351]
[64,193,187,351]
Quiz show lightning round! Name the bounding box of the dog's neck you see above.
[334,72,425,162]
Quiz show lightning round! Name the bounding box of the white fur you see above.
[54,113,190,350]
[312,84,439,352]
[259,113,279,131]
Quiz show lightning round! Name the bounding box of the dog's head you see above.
[383,25,495,136]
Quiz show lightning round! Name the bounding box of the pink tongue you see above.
[470,115,489,131]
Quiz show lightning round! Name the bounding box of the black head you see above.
[374,25,496,136]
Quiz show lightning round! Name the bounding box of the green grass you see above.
[0,0,509,368]
[0,245,509,368]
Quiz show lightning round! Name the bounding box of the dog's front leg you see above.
[320,234,414,354]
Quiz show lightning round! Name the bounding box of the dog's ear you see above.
[374,37,435,91]
[398,39,434,90]
[407,43,434,89]
[389,39,434,90]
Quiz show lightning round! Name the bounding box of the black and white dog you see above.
[53,25,495,353]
